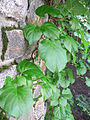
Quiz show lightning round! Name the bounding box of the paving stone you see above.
[5,30,26,60]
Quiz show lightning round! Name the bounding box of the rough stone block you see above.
[33,97,46,120]
[0,14,18,28]
[27,0,48,25]
[0,30,2,62]
[5,30,26,60]
[0,59,15,67]
[0,65,17,88]
[0,0,28,23]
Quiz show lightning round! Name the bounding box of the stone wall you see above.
[0,0,48,120]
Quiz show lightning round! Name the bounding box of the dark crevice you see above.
[0,60,17,73]
[1,27,9,61]
[5,16,17,22]
[27,0,30,10]
[25,0,30,24]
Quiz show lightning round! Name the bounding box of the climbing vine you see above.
[0,0,90,120]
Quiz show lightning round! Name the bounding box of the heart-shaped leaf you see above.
[41,22,60,39]
[35,5,61,18]
[39,39,67,73]
[0,84,33,118]
[75,61,87,75]
[17,60,44,79]
[62,88,73,101]
[58,71,70,88]
[23,24,42,45]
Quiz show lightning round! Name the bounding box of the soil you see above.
[68,64,90,120]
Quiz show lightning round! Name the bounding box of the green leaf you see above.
[70,17,81,30]
[5,76,12,85]
[41,84,52,101]
[23,24,42,45]
[15,75,26,86]
[64,35,78,53]
[50,88,60,106]
[58,71,70,88]
[0,84,33,118]
[35,5,61,18]
[66,68,75,84]
[85,77,90,87]
[53,107,61,119]
[41,82,59,101]
[17,60,44,79]
[59,97,67,107]
[76,61,87,75]
[25,76,33,89]
[62,88,73,101]
[65,104,75,120]
[58,68,75,88]
[39,39,67,73]
[41,22,60,39]
[79,30,89,53]
[50,100,58,106]
[59,103,74,120]
[51,88,60,100]
[65,0,88,15]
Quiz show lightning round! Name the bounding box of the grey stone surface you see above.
[34,85,41,98]
[0,14,18,28]
[27,0,48,25]
[33,97,46,120]
[0,59,14,67]
[0,65,17,88]
[5,30,26,60]
[0,14,18,62]
[0,29,2,62]
[15,43,37,63]
[0,0,28,23]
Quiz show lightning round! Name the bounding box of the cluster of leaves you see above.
[75,94,90,116]
[0,0,90,120]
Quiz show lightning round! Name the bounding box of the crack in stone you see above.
[1,27,9,61]
[27,0,30,10]
[0,59,17,73]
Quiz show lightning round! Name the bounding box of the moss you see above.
[2,26,21,31]
[1,27,8,61]
[0,65,10,73]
